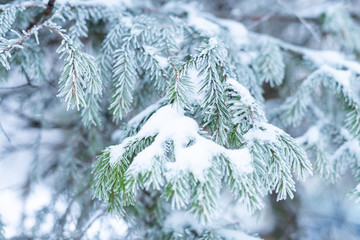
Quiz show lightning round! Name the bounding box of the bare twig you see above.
[0,84,38,90]
[248,11,276,29]
[73,209,107,240]
[277,0,321,42]
[0,69,38,90]
[0,120,11,143]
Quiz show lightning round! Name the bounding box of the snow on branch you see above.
[94,79,312,218]
[172,1,360,76]
[226,77,312,200]
[94,105,256,223]
[280,64,360,140]
[125,105,252,179]
[298,122,360,185]
[274,39,360,74]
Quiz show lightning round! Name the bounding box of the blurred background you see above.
[1,0,360,239]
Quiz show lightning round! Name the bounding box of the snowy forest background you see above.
[1,0,360,239]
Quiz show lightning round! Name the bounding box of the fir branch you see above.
[281,65,360,140]
[0,4,24,36]
[162,174,191,210]
[93,105,256,223]
[80,55,103,127]
[99,23,124,81]
[281,69,323,126]
[92,136,156,214]
[220,155,263,211]
[167,60,194,110]
[191,38,232,145]
[244,123,312,200]
[141,45,169,93]
[322,7,360,53]
[109,38,137,121]
[226,78,266,135]
[254,42,285,87]
[67,5,104,46]
[43,22,103,112]
[0,23,43,70]
[189,167,220,224]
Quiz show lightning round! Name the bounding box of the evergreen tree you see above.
[1,0,360,239]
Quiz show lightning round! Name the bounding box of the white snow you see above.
[164,210,202,233]
[238,51,257,66]
[306,126,319,145]
[217,18,249,46]
[109,143,126,164]
[130,27,143,36]
[226,148,253,173]
[297,125,320,146]
[110,105,253,182]
[164,209,262,240]
[165,137,218,181]
[86,214,128,239]
[209,37,218,48]
[143,45,169,68]
[110,99,169,161]
[217,229,261,240]
[129,139,165,173]
[332,139,360,163]
[271,37,360,74]
[173,2,221,37]
[188,15,220,36]
[243,123,281,144]
[154,55,168,68]
[128,101,163,127]
[143,45,157,55]
[135,105,187,136]
[347,139,360,155]
[227,78,255,106]
[302,49,360,74]
[320,65,352,88]
[121,16,132,28]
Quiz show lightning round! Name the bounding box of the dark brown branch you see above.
[27,0,56,30]
[0,68,38,90]
[43,0,56,18]
[0,83,38,90]
[0,120,11,143]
